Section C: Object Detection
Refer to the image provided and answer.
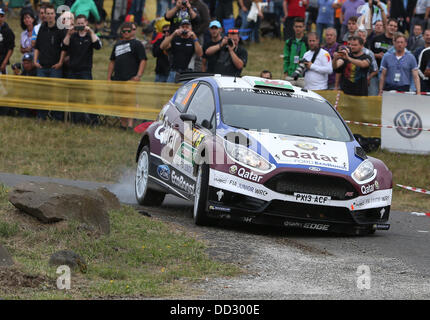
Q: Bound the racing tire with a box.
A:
[135,146,166,206]
[193,164,211,226]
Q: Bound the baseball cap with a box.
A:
[180,19,191,26]
[161,21,170,29]
[0,8,5,15]
[209,20,221,29]
[22,53,33,62]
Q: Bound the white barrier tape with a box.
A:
[334,90,341,110]
[386,90,430,95]
[396,184,430,195]
[345,120,430,132]
[410,212,430,217]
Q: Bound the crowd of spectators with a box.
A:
[0,0,429,122]
[283,0,430,95]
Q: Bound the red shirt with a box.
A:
[285,0,307,18]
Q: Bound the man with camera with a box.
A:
[165,0,199,33]
[300,32,333,90]
[206,29,248,76]
[333,36,371,96]
[160,19,203,82]
[63,14,102,80]
[283,17,308,83]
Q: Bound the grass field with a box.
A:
[0,185,240,299]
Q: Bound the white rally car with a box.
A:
[135,75,392,235]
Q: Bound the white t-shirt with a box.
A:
[303,48,333,90]
[416,0,430,15]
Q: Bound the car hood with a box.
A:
[245,131,352,173]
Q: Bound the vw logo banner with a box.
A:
[381,92,430,154]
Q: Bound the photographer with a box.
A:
[207,29,248,76]
[160,19,202,82]
[283,17,308,79]
[333,36,371,96]
[63,14,102,80]
[301,32,333,90]
[165,0,199,33]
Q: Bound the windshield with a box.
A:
[220,88,352,142]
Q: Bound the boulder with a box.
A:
[49,250,87,272]
[8,182,120,234]
[0,244,14,267]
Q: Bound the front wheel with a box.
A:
[135,146,166,206]
[193,164,211,226]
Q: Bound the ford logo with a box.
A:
[157,165,170,181]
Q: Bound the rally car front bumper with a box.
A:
[207,169,392,234]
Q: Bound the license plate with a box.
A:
[294,193,331,204]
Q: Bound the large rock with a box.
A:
[8,182,121,234]
[49,250,87,272]
[0,244,14,267]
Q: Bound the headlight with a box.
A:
[352,159,375,182]
[224,140,272,171]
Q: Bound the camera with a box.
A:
[338,45,351,54]
[74,25,85,31]
[12,63,22,70]
[182,0,187,5]
[227,38,234,47]
[291,58,308,81]
[181,29,189,36]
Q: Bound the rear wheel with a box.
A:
[135,146,166,206]
[193,164,211,226]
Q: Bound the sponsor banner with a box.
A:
[246,131,350,171]
[209,169,392,210]
[381,92,430,154]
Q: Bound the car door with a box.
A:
[154,81,198,161]
[169,82,216,199]
[183,82,216,168]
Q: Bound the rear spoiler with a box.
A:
[175,72,216,83]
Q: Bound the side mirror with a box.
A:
[201,119,212,130]
[180,113,197,123]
